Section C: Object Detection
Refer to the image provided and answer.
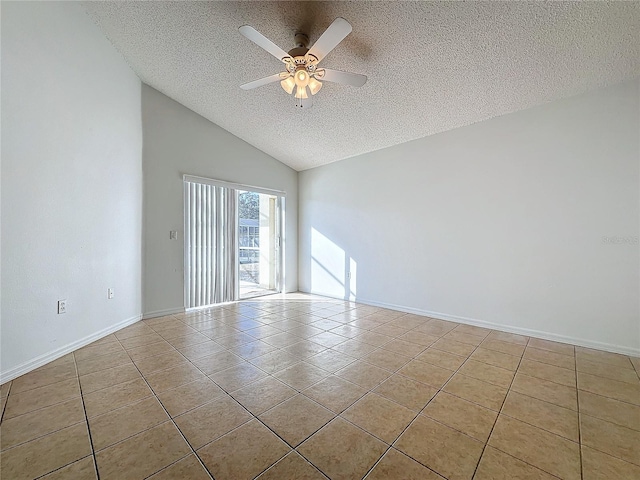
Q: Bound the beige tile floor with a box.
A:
[1,293,639,479]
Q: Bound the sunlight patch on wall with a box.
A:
[310,228,357,300]
[349,257,357,301]
[311,227,345,298]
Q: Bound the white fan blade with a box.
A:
[239,25,292,62]
[307,17,352,63]
[316,68,367,87]
[240,73,285,90]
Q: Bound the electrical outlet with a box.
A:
[57,300,67,314]
[169,230,177,240]
[108,288,114,299]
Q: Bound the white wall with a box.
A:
[1,2,143,381]
[141,85,298,317]
[299,79,640,355]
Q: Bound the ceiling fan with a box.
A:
[239,18,367,109]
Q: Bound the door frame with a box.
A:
[183,174,286,310]
[236,189,285,300]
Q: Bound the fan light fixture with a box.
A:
[295,69,309,88]
[239,18,367,109]
[295,85,308,99]
[308,77,322,95]
[281,68,322,98]
[280,76,295,94]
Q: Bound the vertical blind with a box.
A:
[184,179,237,308]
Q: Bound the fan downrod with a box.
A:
[294,33,309,48]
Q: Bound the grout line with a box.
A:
[0,381,12,425]
[631,358,640,380]
[515,367,640,406]
[32,454,96,480]
[72,352,101,480]
[468,336,529,479]
[500,388,577,413]
[576,387,640,407]
[574,365,640,385]
[0,394,82,426]
[4,363,80,397]
[469,341,584,479]
[258,452,331,480]
[141,454,210,480]
[359,371,450,473]
[472,448,564,480]
[357,327,495,479]
[576,349,584,480]
[0,419,88,454]
[110,333,214,480]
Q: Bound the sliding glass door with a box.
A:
[238,190,283,299]
[184,175,284,309]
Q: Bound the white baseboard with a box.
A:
[142,307,185,319]
[303,289,640,357]
[0,314,142,384]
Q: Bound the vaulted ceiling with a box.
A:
[82,1,640,171]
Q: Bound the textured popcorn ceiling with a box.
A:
[82,1,640,171]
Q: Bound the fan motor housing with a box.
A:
[284,40,318,74]
[287,46,309,58]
